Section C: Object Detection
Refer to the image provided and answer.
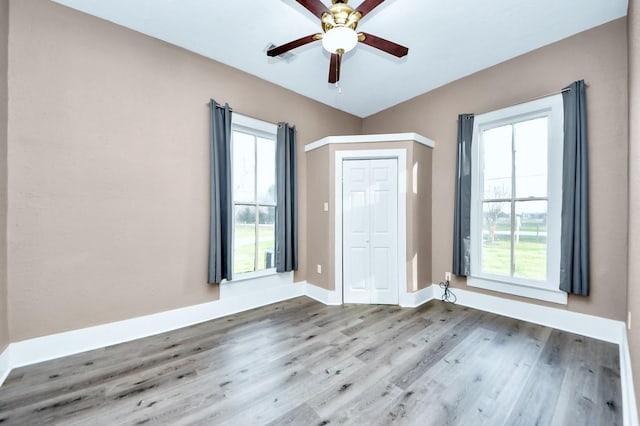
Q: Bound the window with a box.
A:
[469,95,566,304]
[231,115,277,277]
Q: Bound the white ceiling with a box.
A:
[52,0,628,118]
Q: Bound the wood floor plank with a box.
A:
[460,320,551,425]
[504,329,574,425]
[389,310,492,390]
[0,297,622,426]
[264,403,322,426]
[321,375,403,425]
[305,356,396,419]
[385,326,500,425]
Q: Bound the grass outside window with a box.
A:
[482,238,546,281]
[233,224,275,275]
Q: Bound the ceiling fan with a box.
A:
[267,0,408,84]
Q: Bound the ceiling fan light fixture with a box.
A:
[322,26,358,53]
[267,0,408,84]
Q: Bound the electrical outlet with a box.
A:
[445,272,452,282]
[317,264,322,274]
[629,311,632,330]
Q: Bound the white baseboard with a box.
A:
[621,328,639,426]
[431,284,625,344]
[8,272,301,372]
[0,279,430,376]
[304,281,433,308]
[304,281,342,305]
[0,346,9,386]
[399,285,434,308]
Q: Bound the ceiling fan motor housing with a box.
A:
[322,0,361,33]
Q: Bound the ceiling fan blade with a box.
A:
[267,34,322,57]
[355,0,385,18]
[358,32,408,57]
[328,52,342,83]
[295,0,331,19]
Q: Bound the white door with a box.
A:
[343,158,398,304]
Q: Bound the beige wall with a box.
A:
[3,0,631,345]
[414,144,432,291]
[628,0,640,410]
[6,0,361,342]
[305,145,332,290]
[306,140,432,293]
[363,19,629,320]
[0,0,8,353]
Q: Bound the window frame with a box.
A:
[230,114,278,279]
[468,95,567,304]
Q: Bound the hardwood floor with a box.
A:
[0,297,621,425]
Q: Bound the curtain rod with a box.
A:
[466,83,588,119]
[521,86,572,103]
[206,101,278,126]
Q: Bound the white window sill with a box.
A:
[223,268,278,283]
[467,276,567,305]
[220,270,293,300]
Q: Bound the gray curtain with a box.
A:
[275,123,298,273]
[453,113,475,276]
[208,99,233,284]
[559,80,589,296]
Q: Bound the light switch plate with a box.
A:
[323,202,329,212]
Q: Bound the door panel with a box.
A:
[350,191,367,233]
[373,189,390,233]
[343,158,398,304]
[373,247,390,289]
[349,247,368,290]
[343,162,371,304]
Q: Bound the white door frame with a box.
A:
[334,149,408,305]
